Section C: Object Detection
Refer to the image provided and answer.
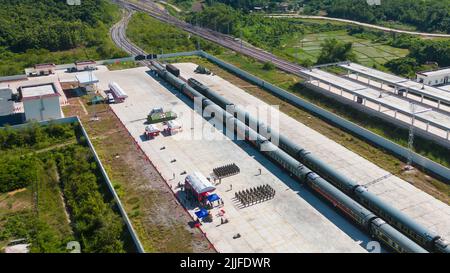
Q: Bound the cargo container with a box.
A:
[166,64,180,77]
[108,82,128,102]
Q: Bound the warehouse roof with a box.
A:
[417,67,450,77]
[302,68,450,131]
[34,63,55,69]
[18,83,60,101]
[76,72,99,85]
[339,62,450,104]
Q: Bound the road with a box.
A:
[114,0,307,77]
[267,15,450,38]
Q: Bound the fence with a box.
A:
[1,117,146,253]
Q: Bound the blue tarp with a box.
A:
[207,194,220,202]
[195,208,208,219]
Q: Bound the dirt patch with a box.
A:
[7,188,27,196]
[0,189,32,213]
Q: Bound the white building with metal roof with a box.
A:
[417,67,450,86]
[18,83,62,121]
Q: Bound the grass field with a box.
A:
[282,30,409,67]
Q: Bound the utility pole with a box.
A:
[405,103,432,170]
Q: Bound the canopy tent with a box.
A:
[76,72,99,85]
[207,193,220,202]
[185,172,216,196]
[195,208,209,219]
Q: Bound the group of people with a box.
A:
[235,184,276,207]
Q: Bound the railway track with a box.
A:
[110,8,148,58]
[114,0,307,77]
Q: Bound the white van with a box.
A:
[107,93,115,104]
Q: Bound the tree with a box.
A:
[262,61,275,70]
[316,38,356,64]
[385,57,419,78]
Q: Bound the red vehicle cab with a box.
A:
[144,124,160,139]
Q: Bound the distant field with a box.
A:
[283,30,409,67]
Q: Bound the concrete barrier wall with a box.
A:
[1,117,146,253]
[158,50,202,59]
[197,51,450,182]
[0,74,28,83]
[77,117,145,253]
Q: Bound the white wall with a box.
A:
[0,88,14,116]
[417,74,450,86]
[23,96,61,121]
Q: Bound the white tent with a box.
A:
[185,172,215,195]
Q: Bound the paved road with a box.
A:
[267,15,450,38]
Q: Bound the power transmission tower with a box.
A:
[365,102,432,186]
[405,103,432,170]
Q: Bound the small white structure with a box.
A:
[75,60,96,71]
[76,71,99,92]
[0,86,14,116]
[417,67,450,86]
[18,83,62,121]
[166,120,182,135]
[109,82,128,101]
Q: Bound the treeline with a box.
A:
[205,0,298,11]
[0,0,118,52]
[0,0,126,76]
[0,122,127,252]
[304,0,450,34]
[0,155,38,193]
[55,145,126,253]
[346,27,450,76]
[385,37,450,77]
[0,122,77,151]
[187,3,308,49]
[210,0,450,33]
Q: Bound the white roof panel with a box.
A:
[76,72,99,85]
[339,62,406,83]
[339,62,450,104]
[185,172,215,194]
[303,68,450,129]
[21,84,56,97]
[419,67,450,77]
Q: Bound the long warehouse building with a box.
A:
[300,68,450,147]
[338,62,450,112]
